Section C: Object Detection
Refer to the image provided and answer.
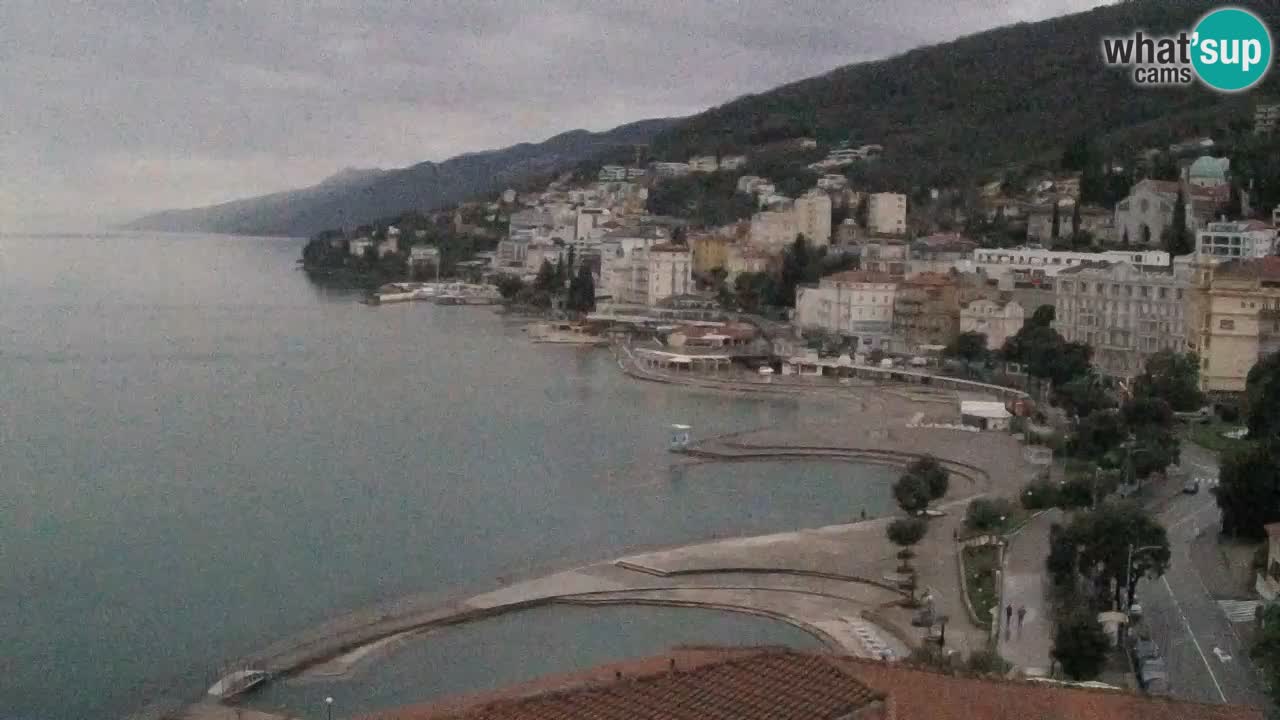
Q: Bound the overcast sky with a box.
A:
[0,1,1113,231]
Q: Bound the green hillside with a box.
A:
[648,0,1279,189]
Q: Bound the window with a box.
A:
[1158,287,1168,300]
[1221,319,1235,330]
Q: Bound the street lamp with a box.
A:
[325,696,334,720]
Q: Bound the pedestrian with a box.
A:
[860,507,867,521]
[1017,605,1026,634]
[1005,604,1013,628]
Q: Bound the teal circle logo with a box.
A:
[1191,7,1273,92]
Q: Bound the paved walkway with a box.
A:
[998,509,1060,676]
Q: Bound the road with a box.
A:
[1133,442,1271,708]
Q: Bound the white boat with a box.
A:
[207,669,269,698]
[528,322,607,346]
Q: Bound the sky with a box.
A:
[0,1,1113,232]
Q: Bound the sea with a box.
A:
[0,232,893,719]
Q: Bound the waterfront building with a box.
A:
[407,245,440,273]
[972,247,1170,289]
[960,297,1025,350]
[893,273,997,353]
[1187,256,1280,393]
[868,192,907,236]
[646,244,694,304]
[794,270,898,350]
[1054,261,1189,379]
[347,237,373,258]
[598,165,628,182]
[599,226,679,305]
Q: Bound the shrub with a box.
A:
[1021,479,1060,510]
[965,498,1016,533]
[1058,477,1094,509]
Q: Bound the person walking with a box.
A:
[1005,604,1013,639]
[1017,605,1027,636]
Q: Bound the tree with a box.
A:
[1022,479,1060,510]
[1055,372,1116,419]
[906,455,949,501]
[1067,502,1170,609]
[1070,201,1082,241]
[1050,201,1061,241]
[893,473,932,515]
[495,274,526,300]
[733,272,777,314]
[1165,188,1193,256]
[1121,396,1174,431]
[1133,351,1203,412]
[1068,409,1126,460]
[1121,227,1130,248]
[886,517,929,560]
[1059,477,1095,509]
[1247,352,1280,439]
[945,331,988,366]
[1215,441,1280,539]
[566,264,596,314]
[777,234,815,307]
[1052,611,1111,680]
[1251,604,1280,707]
[533,259,558,294]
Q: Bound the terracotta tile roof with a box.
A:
[366,648,1261,720]
[371,649,883,720]
[841,657,1260,720]
[1215,256,1280,282]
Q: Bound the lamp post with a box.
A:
[325,696,334,720]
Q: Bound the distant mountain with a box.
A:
[648,0,1279,187]
[124,119,677,237]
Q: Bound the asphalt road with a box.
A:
[1133,442,1271,709]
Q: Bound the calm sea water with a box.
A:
[0,233,891,719]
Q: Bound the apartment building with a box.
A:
[960,298,1025,350]
[1054,261,1189,379]
[972,247,1170,289]
[868,193,907,236]
[1188,256,1280,393]
[793,270,898,350]
[1195,220,1278,263]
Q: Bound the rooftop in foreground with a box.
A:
[362,647,1261,720]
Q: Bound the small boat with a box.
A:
[207,669,269,698]
[528,322,607,346]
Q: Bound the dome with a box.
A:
[1188,156,1229,183]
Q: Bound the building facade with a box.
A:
[960,298,1025,350]
[1026,203,1114,244]
[1188,257,1280,393]
[860,239,908,278]
[868,192,907,236]
[794,190,833,247]
[748,208,799,252]
[1114,179,1211,247]
[1195,220,1278,263]
[893,273,996,352]
[973,247,1170,289]
[793,271,898,350]
[690,233,731,274]
[646,245,694,304]
[1054,261,1189,379]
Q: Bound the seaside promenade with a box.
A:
[179,382,1035,720]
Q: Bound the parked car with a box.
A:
[1182,478,1200,495]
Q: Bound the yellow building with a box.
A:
[690,233,731,274]
[1188,257,1280,393]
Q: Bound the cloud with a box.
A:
[0,0,1114,231]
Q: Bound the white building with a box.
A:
[794,190,833,247]
[688,155,719,173]
[626,167,647,179]
[1196,220,1278,262]
[646,245,694,303]
[599,226,670,304]
[348,237,374,258]
[959,298,1025,350]
[598,165,628,182]
[1054,261,1190,379]
[719,155,748,170]
[972,247,1170,288]
[725,244,771,281]
[817,174,848,191]
[868,192,907,236]
[652,162,691,178]
[408,245,440,266]
[574,207,610,246]
[749,208,799,252]
[793,270,898,350]
[737,175,767,194]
